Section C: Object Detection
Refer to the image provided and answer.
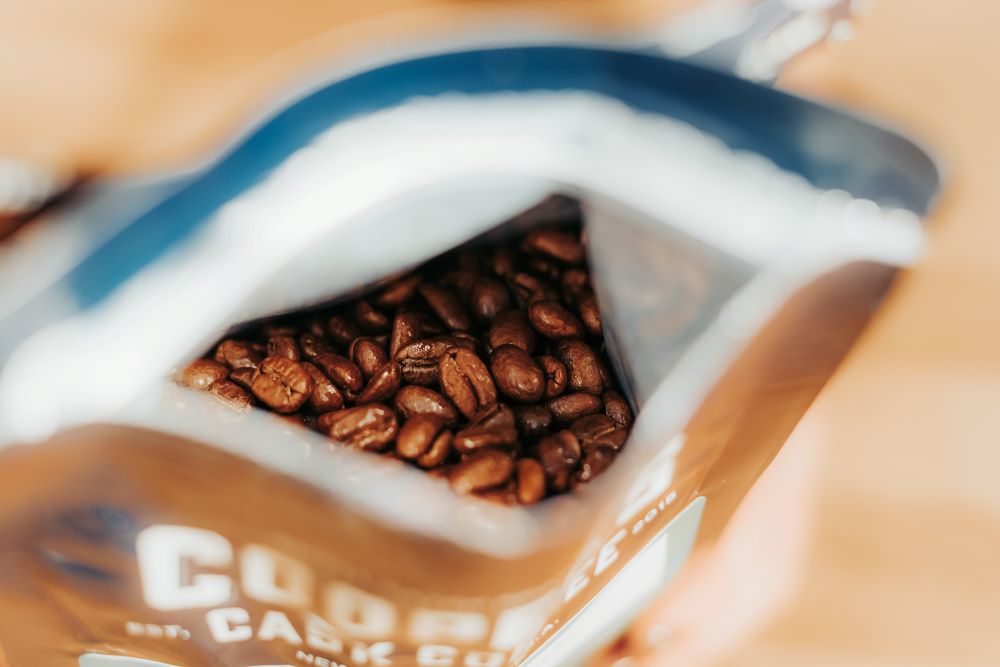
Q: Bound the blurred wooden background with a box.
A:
[724,2,1000,666]
[1,0,997,665]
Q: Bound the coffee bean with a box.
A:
[507,272,558,305]
[474,481,518,505]
[299,332,334,360]
[490,345,545,403]
[207,379,253,411]
[396,415,444,460]
[302,362,344,413]
[546,392,602,424]
[427,465,453,480]
[512,405,552,442]
[326,313,361,347]
[416,430,453,468]
[250,356,313,413]
[419,283,471,331]
[522,229,584,264]
[524,256,561,281]
[439,347,497,419]
[528,301,583,339]
[374,273,423,309]
[491,246,518,277]
[535,355,568,399]
[449,449,515,494]
[441,269,478,298]
[229,367,256,391]
[313,352,364,393]
[355,361,402,405]
[181,215,634,503]
[487,309,536,354]
[214,340,260,370]
[576,294,603,337]
[560,269,590,304]
[393,386,459,426]
[469,277,511,323]
[554,339,604,394]
[453,403,518,454]
[602,390,633,428]
[537,430,582,492]
[180,359,228,390]
[389,311,422,358]
[350,337,389,380]
[570,414,628,452]
[266,334,300,361]
[516,458,546,505]
[355,299,390,333]
[575,447,616,484]
[319,403,398,451]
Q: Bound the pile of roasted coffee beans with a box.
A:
[177,208,632,504]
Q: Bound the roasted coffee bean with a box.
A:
[214,340,260,370]
[570,414,628,452]
[250,356,313,414]
[602,390,633,428]
[546,392,602,424]
[419,283,472,331]
[299,332,334,360]
[475,482,518,505]
[355,299,390,333]
[537,430,582,492]
[262,323,298,338]
[355,361,402,405]
[319,403,398,452]
[441,269,478,297]
[416,430,453,468]
[182,216,634,503]
[449,449,515,494]
[439,347,497,419]
[208,379,253,411]
[522,228,585,264]
[487,309,536,354]
[267,335,300,361]
[374,273,423,309]
[396,415,444,460]
[516,458,546,505]
[302,362,344,413]
[560,269,590,304]
[527,301,583,339]
[490,345,545,403]
[507,272,558,305]
[389,311,422,358]
[576,294,602,337]
[524,256,561,281]
[536,355,568,399]
[427,465,453,480]
[395,337,452,386]
[393,386,459,426]
[326,313,361,347]
[491,246,518,277]
[512,405,552,442]
[575,447,616,484]
[229,367,256,391]
[453,403,518,454]
[350,337,389,380]
[313,352,364,393]
[180,359,228,390]
[469,277,511,323]
[554,339,604,394]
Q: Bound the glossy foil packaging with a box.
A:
[0,8,935,667]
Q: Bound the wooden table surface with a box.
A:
[1,1,998,665]
[724,2,1000,666]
